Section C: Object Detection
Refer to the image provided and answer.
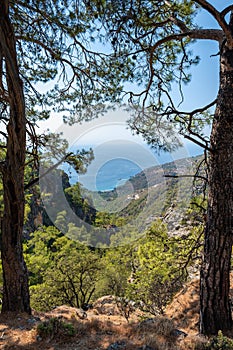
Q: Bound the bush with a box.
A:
[37,317,75,339]
[204,331,233,350]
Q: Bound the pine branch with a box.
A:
[164,174,207,181]
[150,30,223,58]
[221,5,233,18]
[194,0,233,47]
[24,152,72,190]
[0,131,7,139]
[170,16,224,43]
[183,134,212,153]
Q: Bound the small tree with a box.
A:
[25,227,101,310]
[47,248,100,309]
[98,246,132,297]
[126,220,193,315]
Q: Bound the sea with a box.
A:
[80,158,141,192]
[61,140,203,192]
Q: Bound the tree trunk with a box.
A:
[200,43,233,335]
[0,1,31,313]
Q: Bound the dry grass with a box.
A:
[2,276,233,349]
[0,309,187,350]
[165,278,200,334]
[136,317,180,350]
[179,334,208,350]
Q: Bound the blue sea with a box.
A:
[62,140,203,192]
[80,158,141,191]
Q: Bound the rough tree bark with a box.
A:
[200,39,233,334]
[0,1,31,313]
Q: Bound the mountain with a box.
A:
[83,155,204,233]
[24,155,204,244]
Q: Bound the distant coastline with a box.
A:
[59,137,204,192]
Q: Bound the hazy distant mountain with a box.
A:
[83,155,203,232]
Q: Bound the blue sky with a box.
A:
[40,1,230,135]
[40,1,232,190]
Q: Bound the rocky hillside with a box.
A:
[2,274,233,350]
[87,155,204,234]
[0,279,203,350]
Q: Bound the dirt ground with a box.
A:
[0,278,222,350]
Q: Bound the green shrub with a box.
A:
[37,317,75,339]
[205,331,233,350]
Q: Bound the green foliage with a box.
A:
[37,317,75,339]
[30,283,56,311]
[66,223,90,244]
[125,220,177,314]
[86,0,205,151]
[95,212,112,227]
[204,331,233,350]
[95,211,126,228]
[7,1,131,125]
[125,219,202,314]
[96,246,132,298]
[0,0,213,323]
[45,242,101,309]
[118,192,148,222]
[25,226,102,310]
[54,210,68,233]
[34,171,96,238]
[24,210,203,315]
[23,165,204,314]
[64,184,83,208]
[65,149,94,174]
[24,226,63,285]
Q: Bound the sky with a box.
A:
[39,1,229,133]
[38,1,232,190]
